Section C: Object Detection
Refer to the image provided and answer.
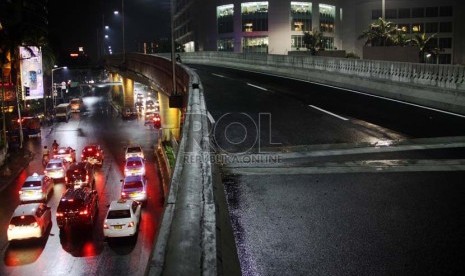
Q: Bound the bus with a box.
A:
[55,103,71,122]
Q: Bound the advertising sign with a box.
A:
[19,46,44,100]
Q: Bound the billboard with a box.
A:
[19,46,44,100]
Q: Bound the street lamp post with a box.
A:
[382,0,385,19]
[51,66,67,109]
[122,0,125,62]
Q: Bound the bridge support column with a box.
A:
[158,92,180,141]
[122,77,134,108]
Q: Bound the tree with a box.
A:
[303,29,324,55]
[358,17,398,46]
[409,33,440,63]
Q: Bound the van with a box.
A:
[55,103,71,122]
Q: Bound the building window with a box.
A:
[241,2,269,32]
[291,2,312,32]
[439,6,453,17]
[411,23,424,33]
[398,24,410,33]
[385,9,397,19]
[242,36,268,53]
[322,36,334,50]
[398,8,411,19]
[438,54,451,64]
[425,7,438,17]
[319,4,335,33]
[217,38,234,51]
[438,37,452,49]
[425,22,438,33]
[372,9,382,20]
[439,21,452,33]
[217,4,234,34]
[412,7,424,18]
[291,35,305,50]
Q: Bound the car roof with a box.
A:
[25,173,45,181]
[61,187,92,200]
[124,175,144,182]
[109,199,135,211]
[13,203,42,216]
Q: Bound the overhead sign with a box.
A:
[19,46,44,100]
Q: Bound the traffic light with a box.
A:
[25,86,30,97]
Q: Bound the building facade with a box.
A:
[173,0,465,64]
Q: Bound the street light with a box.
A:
[51,66,67,109]
[114,0,125,62]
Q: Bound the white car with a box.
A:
[120,175,148,204]
[124,157,146,177]
[103,199,141,239]
[125,145,144,160]
[7,203,52,242]
[19,173,54,203]
[44,158,69,180]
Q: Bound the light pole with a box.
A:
[382,0,385,19]
[114,0,125,62]
[51,66,67,108]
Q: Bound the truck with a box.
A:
[55,103,71,122]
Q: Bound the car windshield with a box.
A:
[46,162,62,169]
[107,209,131,219]
[22,181,41,188]
[126,160,142,167]
[10,215,37,226]
[124,181,143,189]
[127,147,141,153]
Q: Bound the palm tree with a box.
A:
[409,33,439,63]
[303,29,324,55]
[358,17,398,46]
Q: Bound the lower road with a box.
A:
[191,64,465,275]
[0,90,163,275]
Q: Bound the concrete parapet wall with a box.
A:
[182,52,465,115]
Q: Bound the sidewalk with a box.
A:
[0,147,33,192]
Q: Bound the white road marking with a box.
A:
[221,65,465,119]
[247,83,268,91]
[309,105,349,121]
[207,112,215,124]
[212,73,226,78]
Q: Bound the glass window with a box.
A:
[439,6,453,17]
[22,180,42,188]
[217,4,234,34]
[322,37,334,50]
[372,9,382,20]
[398,8,410,19]
[412,7,424,18]
[217,38,234,51]
[291,35,305,50]
[439,37,452,49]
[242,36,268,53]
[439,22,452,33]
[398,24,410,33]
[425,22,438,33]
[438,54,451,64]
[411,23,424,33]
[107,210,131,219]
[425,7,438,17]
[385,9,397,19]
[10,216,36,226]
[124,181,143,189]
[241,2,269,32]
[291,2,312,32]
[319,4,335,33]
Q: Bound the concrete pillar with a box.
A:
[158,92,180,141]
[122,77,134,108]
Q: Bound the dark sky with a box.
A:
[48,0,171,63]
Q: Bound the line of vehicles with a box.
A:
[7,142,148,243]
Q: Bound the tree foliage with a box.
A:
[303,29,324,55]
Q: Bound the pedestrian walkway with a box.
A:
[0,147,33,192]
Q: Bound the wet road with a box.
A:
[0,91,164,275]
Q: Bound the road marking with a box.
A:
[247,83,268,91]
[220,65,465,119]
[309,105,349,121]
[212,73,225,78]
[207,112,215,124]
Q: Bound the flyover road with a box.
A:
[190,64,465,275]
[0,89,164,276]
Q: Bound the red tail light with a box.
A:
[79,209,88,215]
[103,223,109,229]
[96,152,100,156]
[86,174,89,182]
[128,221,135,228]
[8,224,15,230]
[81,154,84,158]
[19,190,23,195]
[56,212,63,217]
[121,192,126,196]
[32,222,39,228]
[65,176,68,183]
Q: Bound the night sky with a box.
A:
[48,0,171,63]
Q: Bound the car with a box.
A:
[124,156,146,177]
[44,158,69,180]
[19,173,54,203]
[81,144,104,166]
[65,162,95,189]
[122,107,137,120]
[120,175,147,204]
[135,101,144,112]
[7,203,52,242]
[125,145,144,160]
[56,187,99,230]
[103,199,142,239]
[69,98,83,112]
[53,146,76,163]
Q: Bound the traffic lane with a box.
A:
[0,96,163,275]
[223,171,465,275]
[190,64,465,139]
[194,67,406,151]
